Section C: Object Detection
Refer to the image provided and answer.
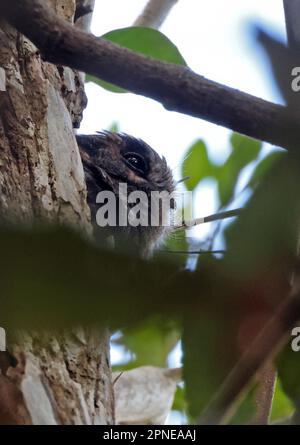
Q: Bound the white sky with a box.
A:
[81,0,286,165]
[80,1,286,376]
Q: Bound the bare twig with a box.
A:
[163,249,225,255]
[1,0,300,149]
[133,0,178,29]
[176,176,190,185]
[175,208,242,230]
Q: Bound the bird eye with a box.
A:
[123,152,148,175]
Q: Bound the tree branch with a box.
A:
[283,0,300,50]
[133,0,178,29]
[1,0,299,149]
[250,364,276,424]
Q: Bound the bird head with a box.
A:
[77,132,175,257]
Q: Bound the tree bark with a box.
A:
[0,0,114,425]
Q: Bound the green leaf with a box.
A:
[88,27,186,93]
[183,305,236,420]
[0,225,192,332]
[181,140,213,191]
[224,152,300,279]
[248,151,283,189]
[216,133,262,206]
[116,321,180,368]
[230,133,262,165]
[271,376,294,423]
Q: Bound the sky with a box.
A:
[81,0,286,237]
[80,0,287,423]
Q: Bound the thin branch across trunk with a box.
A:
[198,290,300,425]
[250,364,276,425]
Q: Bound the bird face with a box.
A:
[77,132,175,257]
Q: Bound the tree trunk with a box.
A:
[0,0,114,425]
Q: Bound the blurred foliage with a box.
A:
[103,122,297,423]
[259,28,300,422]
[107,121,120,133]
[1,132,299,424]
[87,27,186,93]
[181,140,214,191]
[183,153,300,421]
[183,308,233,420]
[270,377,294,423]
[224,153,300,278]
[248,151,283,190]
[172,385,188,415]
[1,126,293,424]
[113,321,180,370]
[230,384,257,425]
[178,113,300,422]
[0,226,201,332]
[4,26,300,425]
[83,31,300,426]
[85,26,300,424]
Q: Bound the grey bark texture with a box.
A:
[283,0,300,50]
[0,0,114,425]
